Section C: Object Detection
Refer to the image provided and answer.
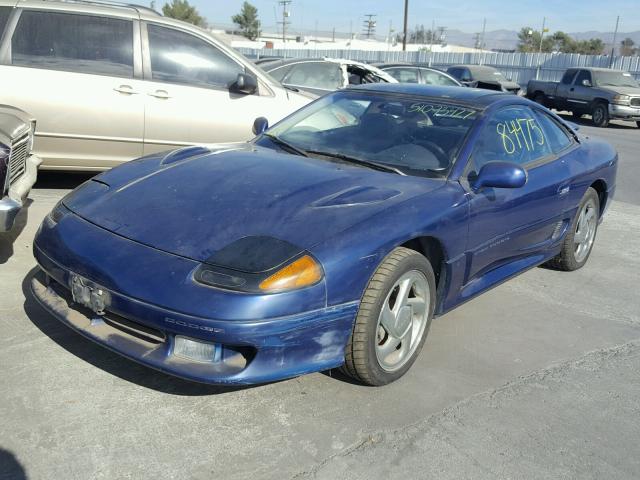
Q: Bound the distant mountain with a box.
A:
[445,29,640,52]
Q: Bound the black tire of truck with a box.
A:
[533,92,547,107]
[591,102,610,128]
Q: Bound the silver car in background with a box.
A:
[0,105,40,232]
[0,0,311,171]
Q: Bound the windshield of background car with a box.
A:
[594,71,639,88]
[474,69,506,82]
[263,90,479,177]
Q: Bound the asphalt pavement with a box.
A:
[1,116,639,480]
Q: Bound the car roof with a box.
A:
[347,83,513,107]
[449,65,500,73]
[11,0,161,19]
[374,63,447,71]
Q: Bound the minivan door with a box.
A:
[140,23,300,154]
[0,9,145,169]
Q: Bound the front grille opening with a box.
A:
[48,276,165,345]
[9,132,29,185]
[103,312,166,345]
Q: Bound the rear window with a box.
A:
[11,11,134,77]
[0,7,11,38]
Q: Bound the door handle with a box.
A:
[114,85,140,95]
[149,90,171,99]
[570,87,575,92]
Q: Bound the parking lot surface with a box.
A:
[1,117,639,480]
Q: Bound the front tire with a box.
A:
[592,102,610,128]
[547,187,600,271]
[342,247,436,386]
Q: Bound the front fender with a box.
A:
[310,182,469,307]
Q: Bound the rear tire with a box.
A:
[342,247,436,386]
[533,92,547,106]
[591,102,610,128]
[547,187,600,271]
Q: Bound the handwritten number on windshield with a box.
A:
[496,118,545,155]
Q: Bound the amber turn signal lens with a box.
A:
[259,255,323,292]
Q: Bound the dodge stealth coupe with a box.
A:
[31,84,617,386]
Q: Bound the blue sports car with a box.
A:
[32,84,617,386]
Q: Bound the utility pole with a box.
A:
[536,17,548,80]
[479,17,486,64]
[538,17,546,54]
[609,15,620,68]
[402,0,409,51]
[278,0,291,43]
[362,14,377,39]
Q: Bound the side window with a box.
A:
[471,106,552,171]
[461,68,473,81]
[533,109,573,153]
[0,7,11,38]
[268,65,291,82]
[385,67,419,83]
[574,70,592,87]
[284,62,342,90]
[561,69,577,85]
[11,11,134,77]
[447,68,461,79]
[422,70,458,86]
[147,24,244,88]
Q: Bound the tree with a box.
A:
[162,0,206,27]
[232,2,261,41]
[620,38,637,56]
[517,27,554,53]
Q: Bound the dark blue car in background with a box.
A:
[31,84,617,386]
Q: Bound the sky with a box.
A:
[187,0,640,35]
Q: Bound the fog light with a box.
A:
[173,336,219,363]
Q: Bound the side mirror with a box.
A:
[230,73,258,95]
[581,79,592,87]
[252,117,269,135]
[471,161,527,191]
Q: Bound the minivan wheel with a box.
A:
[592,103,610,127]
[342,247,436,386]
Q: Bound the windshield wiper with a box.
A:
[263,133,308,157]
[306,150,405,175]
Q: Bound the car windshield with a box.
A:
[474,68,506,82]
[593,71,639,87]
[258,90,478,177]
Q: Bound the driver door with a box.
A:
[462,105,572,287]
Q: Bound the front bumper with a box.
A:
[608,104,640,121]
[31,255,358,385]
[0,154,42,232]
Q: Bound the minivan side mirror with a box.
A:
[471,161,527,191]
[252,117,269,135]
[230,73,258,95]
[581,79,592,87]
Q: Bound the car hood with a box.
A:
[598,85,640,96]
[64,145,442,268]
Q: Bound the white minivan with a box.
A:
[0,0,311,170]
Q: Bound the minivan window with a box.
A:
[147,24,243,89]
[0,7,11,38]
[11,11,134,77]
